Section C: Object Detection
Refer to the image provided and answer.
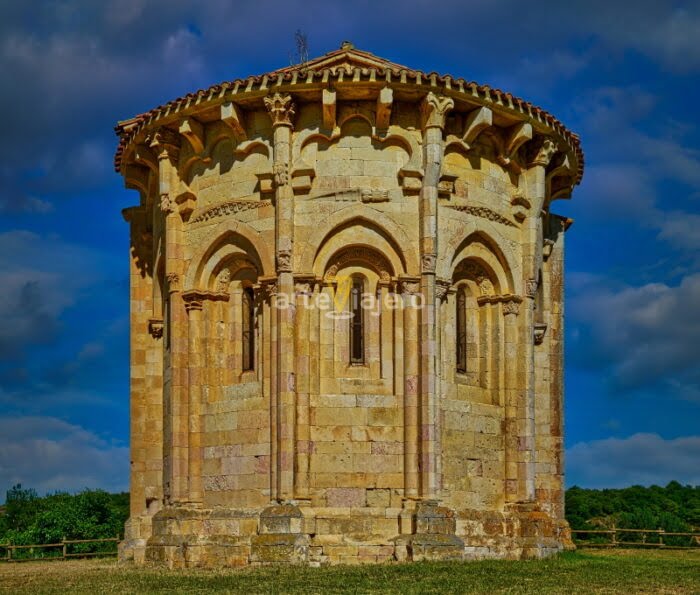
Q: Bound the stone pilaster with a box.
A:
[419,93,453,499]
[516,136,559,503]
[265,93,296,502]
[150,128,188,505]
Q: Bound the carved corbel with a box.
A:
[174,190,197,222]
[528,136,558,168]
[376,87,393,130]
[542,238,555,260]
[398,168,424,194]
[510,189,531,222]
[500,295,523,316]
[179,117,205,154]
[438,173,458,198]
[497,122,533,170]
[534,322,548,345]
[148,318,164,339]
[436,278,452,302]
[276,249,292,273]
[322,89,336,130]
[256,171,276,197]
[133,144,158,175]
[220,102,247,140]
[291,164,316,194]
[123,165,150,200]
[546,154,573,201]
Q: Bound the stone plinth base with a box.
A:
[120,502,572,568]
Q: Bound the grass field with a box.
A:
[0,549,698,594]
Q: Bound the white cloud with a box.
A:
[0,416,128,496]
[567,433,700,488]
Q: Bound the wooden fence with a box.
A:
[0,536,119,562]
[572,528,700,550]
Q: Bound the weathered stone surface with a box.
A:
[117,42,582,567]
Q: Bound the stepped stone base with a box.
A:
[119,501,573,568]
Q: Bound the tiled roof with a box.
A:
[115,44,583,184]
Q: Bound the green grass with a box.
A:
[0,549,698,594]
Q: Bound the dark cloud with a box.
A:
[569,273,700,398]
[0,416,128,495]
[567,433,700,488]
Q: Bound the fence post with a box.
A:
[62,537,67,560]
[659,527,665,548]
[7,545,11,562]
[611,524,617,548]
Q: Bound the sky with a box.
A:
[0,0,699,497]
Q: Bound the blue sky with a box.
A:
[1,0,699,495]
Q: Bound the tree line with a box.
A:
[1,481,698,547]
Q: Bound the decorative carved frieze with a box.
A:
[445,204,517,228]
[361,188,389,203]
[421,92,454,130]
[264,93,295,128]
[189,200,271,225]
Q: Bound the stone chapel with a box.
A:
[115,43,583,567]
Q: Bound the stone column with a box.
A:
[419,93,453,499]
[294,279,313,501]
[502,296,523,502]
[150,128,188,505]
[401,278,421,500]
[519,137,559,502]
[434,279,451,495]
[183,292,204,506]
[265,93,297,502]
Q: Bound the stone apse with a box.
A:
[115,43,584,567]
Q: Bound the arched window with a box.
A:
[350,277,365,364]
[242,287,255,371]
[456,286,467,373]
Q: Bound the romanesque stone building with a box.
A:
[116,43,583,567]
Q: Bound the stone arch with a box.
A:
[443,231,515,294]
[323,245,395,282]
[300,208,417,275]
[184,219,274,291]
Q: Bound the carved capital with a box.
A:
[264,93,295,128]
[216,268,231,293]
[502,296,522,316]
[529,136,558,168]
[273,162,289,187]
[259,279,278,299]
[436,278,451,301]
[149,127,181,160]
[166,272,180,293]
[421,92,454,130]
[159,194,176,214]
[276,249,292,273]
[525,278,538,299]
[421,253,437,274]
[399,278,421,295]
